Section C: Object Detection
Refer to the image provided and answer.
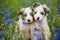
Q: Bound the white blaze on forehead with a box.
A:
[24,7,32,13]
[24,7,32,18]
[23,7,33,22]
[34,5,44,12]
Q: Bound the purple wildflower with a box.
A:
[6,19,12,24]
[53,27,60,40]
[33,33,42,40]
[0,12,3,15]
[37,20,42,24]
[37,34,42,40]
[22,21,28,25]
[33,33,37,36]
[54,32,60,40]
[34,27,40,31]
[54,27,60,32]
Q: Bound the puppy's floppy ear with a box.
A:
[43,4,50,14]
[18,8,24,15]
[31,2,40,9]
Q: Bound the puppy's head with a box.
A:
[18,7,33,23]
[32,2,50,21]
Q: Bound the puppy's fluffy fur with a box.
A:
[31,2,51,40]
[16,2,51,40]
[16,7,33,40]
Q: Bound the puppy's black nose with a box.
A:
[37,17,40,20]
[28,19,30,22]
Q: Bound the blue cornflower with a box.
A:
[0,28,3,31]
[54,27,60,33]
[36,34,42,40]
[37,34,42,40]
[33,33,37,36]
[53,27,60,40]
[34,27,40,31]
[54,33,60,40]
[33,33,42,40]
[6,19,12,24]
[0,12,3,15]
[2,32,6,38]
[37,20,42,24]
[4,9,8,13]
[22,21,28,25]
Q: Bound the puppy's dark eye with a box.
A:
[24,14,27,16]
[34,12,37,15]
[41,12,44,15]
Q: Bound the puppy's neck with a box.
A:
[42,17,49,27]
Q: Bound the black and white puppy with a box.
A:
[31,2,51,40]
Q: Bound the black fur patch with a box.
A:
[43,7,49,15]
[32,2,40,9]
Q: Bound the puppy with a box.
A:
[16,7,33,40]
[31,2,51,40]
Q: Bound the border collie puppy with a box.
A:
[31,2,51,40]
[16,7,33,40]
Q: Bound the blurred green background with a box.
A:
[0,0,60,40]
